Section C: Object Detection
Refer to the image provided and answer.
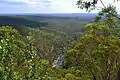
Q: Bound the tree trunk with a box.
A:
[117,69,120,80]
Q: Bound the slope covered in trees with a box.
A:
[1,0,120,80]
[0,15,88,62]
[0,16,48,27]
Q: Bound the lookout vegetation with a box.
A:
[1,0,120,80]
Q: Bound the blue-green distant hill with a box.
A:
[0,16,48,27]
[0,13,96,35]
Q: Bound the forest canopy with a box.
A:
[0,0,120,80]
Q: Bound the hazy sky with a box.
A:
[0,0,120,14]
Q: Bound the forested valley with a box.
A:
[1,0,120,80]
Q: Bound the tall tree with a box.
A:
[63,7,120,80]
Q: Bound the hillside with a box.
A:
[0,16,48,27]
[0,15,89,34]
[0,15,91,61]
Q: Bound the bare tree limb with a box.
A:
[99,0,106,8]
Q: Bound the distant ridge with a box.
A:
[0,16,48,28]
[0,13,97,17]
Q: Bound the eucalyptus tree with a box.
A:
[63,5,120,80]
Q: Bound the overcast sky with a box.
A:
[0,0,120,14]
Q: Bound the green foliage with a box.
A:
[95,5,118,23]
[24,59,56,80]
[0,16,86,62]
[0,26,56,80]
[1,1,120,80]
[63,9,120,79]
[0,26,24,79]
[29,28,71,62]
[56,67,89,80]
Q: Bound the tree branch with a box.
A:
[99,0,106,8]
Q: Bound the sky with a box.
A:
[0,0,120,14]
